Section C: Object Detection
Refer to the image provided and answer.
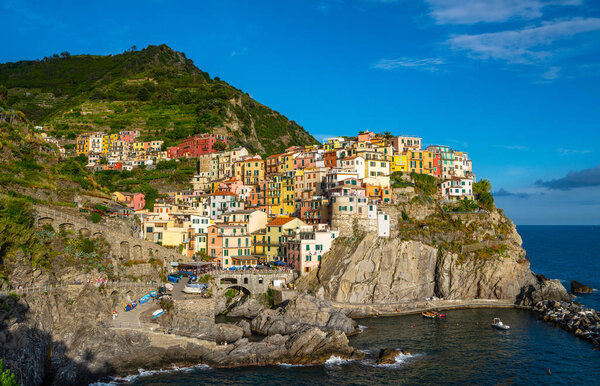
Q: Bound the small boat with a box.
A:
[139,294,151,304]
[152,309,165,318]
[150,290,158,298]
[167,275,180,283]
[183,283,205,294]
[422,310,446,319]
[165,283,174,291]
[491,318,510,330]
[125,301,137,312]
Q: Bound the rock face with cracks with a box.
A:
[250,294,358,336]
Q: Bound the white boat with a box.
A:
[152,309,165,318]
[491,318,510,330]
[183,283,204,294]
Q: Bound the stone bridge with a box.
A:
[34,205,182,265]
[212,270,296,294]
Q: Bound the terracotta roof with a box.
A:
[209,191,237,197]
[267,154,281,159]
[267,217,297,226]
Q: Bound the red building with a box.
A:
[432,153,442,177]
[324,151,338,169]
[176,134,228,158]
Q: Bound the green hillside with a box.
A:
[0,44,318,154]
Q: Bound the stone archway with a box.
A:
[93,232,103,239]
[110,290,119,307]
[132,245,143,260]
[220,277,238,285]
[59,223,75,232]
[224,285,251,295]
[120,241,130,261]
[125,290,133,303]
[38,217,54,226]
[79,228,91,237]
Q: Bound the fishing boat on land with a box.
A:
[491,318,510,330]
[183,283,208,294]
[139,294,151,304]
[125,301,137,312]
[152,309,165,318]
[422,310,446,319]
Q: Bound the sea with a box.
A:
[107,226,600,385]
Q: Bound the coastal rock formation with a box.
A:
[215,324,244,344]
[571,280,594,294]
[250,294,357,336]
[533,300,600,347]
[377,348,410,364]
[301,233,536,306]
[517,279,572,306]
[0,287,362,385]
[204,326,364,367]
[227,296,267,318]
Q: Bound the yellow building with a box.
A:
[102,133,120,154]
[267,174,283,215]
[281,174,295,215]
[252,229,267,258]
[263,216,306,261]
[322,137,343,151]
[76,134,90,155]
[236,157,265,185]
[133,141,145,153]
[407,150,437,176]
[278,152,297,173]
[390,154,408,173]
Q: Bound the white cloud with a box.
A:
[447,17,600,64]
[425,0,583,25]
[541,66,561,79]
[557,148,592,155]
[372,57,445,71]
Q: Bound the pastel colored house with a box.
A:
[112,191,146,210]
[282,224,339,274]
[263,216,307,261]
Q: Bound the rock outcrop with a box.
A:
[571,280,594,294]
[517,279,572,306]
[250,294,357,336]
[533,300,600,347]
[300,232,536,306]
[204,326,364,367]
[377,348,410,364]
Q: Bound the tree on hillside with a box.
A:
[0,85,7,103]
[473,179,494,211]
[213,141,227,152]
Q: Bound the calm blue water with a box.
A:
[519,225,600,310]
[119,226,600,385]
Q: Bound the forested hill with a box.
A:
[0,44,318,154]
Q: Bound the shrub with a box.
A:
[410,172,437,196]
[0,358,18,386]
[91,212,101,223]
[474,179,494,211]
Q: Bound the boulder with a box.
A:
[227,296,266,318]
[250,294,357,336]
[215,324,244,344]
[571,280,593,294]
[517,279,572,306]
[235,319,252,338]
[377,348,401,364]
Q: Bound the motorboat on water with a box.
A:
[422,310,446,319]
[491,318,510,330]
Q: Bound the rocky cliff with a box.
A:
[298,187,540,308]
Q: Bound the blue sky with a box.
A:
[2,0,599,224]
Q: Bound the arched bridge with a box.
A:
[212,270,296,294]
[34,205,181,265]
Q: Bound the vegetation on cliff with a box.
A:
[0,44,318,154]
